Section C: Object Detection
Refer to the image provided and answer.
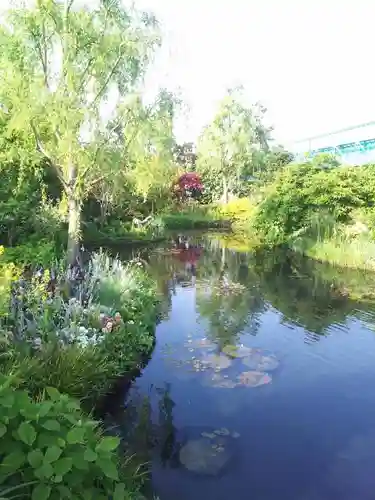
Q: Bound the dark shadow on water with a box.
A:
[100,232,375,500]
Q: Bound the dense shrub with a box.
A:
[173,172,203,200]
[0,249,158,499]
[0,376,136,499]
[253,163,375,245]
[0,252,158,402]
[161,212,228,230]
[0,241,61,268]
[214,197,256,223]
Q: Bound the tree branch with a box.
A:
[77,56,95,94]
[77,7,110,92]
[30,122,68,191]
[78,144,101,183]
[78,120,122,184]
[87,174,107,190]
[90,43,126,107]
[30,26,49,89]
[67,0,75,16]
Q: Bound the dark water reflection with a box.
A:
[104,233,375,500]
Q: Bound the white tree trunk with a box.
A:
[222,175,229,204]
[66,162,81,267]
[67,194,81,267]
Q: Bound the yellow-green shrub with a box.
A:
[215,197,256,223]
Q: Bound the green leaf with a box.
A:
[114,483,126,500]
[38,432,57,448]
[96,436,120,453]
[44,445,62,463]
[42,419,61,432]
[57,438,66,447]
[66,400,80,411]
[64,414,79,425]
[18,421,37,446]
[34,462,54,479]
[1,450,26,471]
[53,457,73,477]
[32,484,51,500]
[38,401,53,417]
[57,485,72,498]
[20,405,40,420]
[64,468,82,486]
[96,457,119,480]
[0,393,15,408]
[66,427,85,444]
[72,453,89,471]
[28,449,44,468]
[83,448,97,462]
[46,387,61,402]
[0,423,6,438]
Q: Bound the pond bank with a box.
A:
[0,250,160,499]
[214,227,375,300]
[291,235,375,274]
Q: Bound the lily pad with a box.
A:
[242,352,279,372]
[237,371,272,387]
[184,338,216,350]
[203,374,238,389]
[179,438,232,475]
[201,353,232,371]
[201,432,216,439]
[222,344,254,359]
[214,428,230,436]
[190,359,209,372]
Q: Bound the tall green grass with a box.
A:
[303,236,375,270]
[291,213,375,271]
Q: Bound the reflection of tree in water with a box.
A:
[250,249,375,341]
[193,235,375,344]
[157,383,178,467]
[115,233,375,344]
[196,244,265,348]
[104,382,178,468]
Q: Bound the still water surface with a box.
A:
[105,233,375,500]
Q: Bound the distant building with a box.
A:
[287,121,375,165]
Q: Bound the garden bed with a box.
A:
[0,250,159,499]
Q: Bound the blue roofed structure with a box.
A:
[288,121,375,165]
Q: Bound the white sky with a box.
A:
[138,0,375,145]
[2,0,375,145]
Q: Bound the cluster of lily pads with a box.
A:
[184,337,279,389]
[179,427,240,476]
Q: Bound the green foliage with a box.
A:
[0,146,46,246]
[0,252,157,403]
[253,162,375,245]
[0,376,136,499]
[119,91,179,203]
[295,231,375,271]
[196,87,272,202]
[1,241,61,268]
[214,198,256,223]
[0,0,161,263]
[161,212,228,230]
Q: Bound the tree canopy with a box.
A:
[196,87,273,202]
[0,0,161,263]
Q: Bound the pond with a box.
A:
[102,233,375,500]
